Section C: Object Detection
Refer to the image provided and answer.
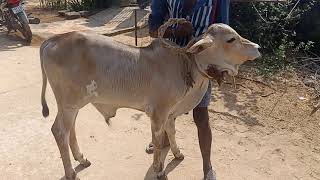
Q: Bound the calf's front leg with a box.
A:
[164,118,184,160]
[150,109,169,178]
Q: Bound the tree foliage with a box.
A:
[67,0,112,11]
[230,0,318,75]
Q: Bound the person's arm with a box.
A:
[150,23,194,39]
[148,0,193,38]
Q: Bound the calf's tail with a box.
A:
[40,40,50,118]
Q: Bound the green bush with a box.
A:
[67,0,112,11]
[230,0,318,75]
[67,0,94,11]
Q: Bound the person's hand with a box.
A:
[174,21,193,38]
[153,21,193,39]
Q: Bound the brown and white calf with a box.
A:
[40,23,260,180]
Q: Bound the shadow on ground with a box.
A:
[59,164,90,180]
[0,31,27,51]
[144,147,183,180]
[57,147,182,180]
[211,78,266,127]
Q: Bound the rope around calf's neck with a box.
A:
[158,18,216,81]
[158,19,237,89]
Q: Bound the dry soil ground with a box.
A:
[0,2,320,180]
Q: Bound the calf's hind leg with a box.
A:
[69,111,91,167]
[52,108,79,180]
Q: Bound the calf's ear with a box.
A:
[187,35,213,54]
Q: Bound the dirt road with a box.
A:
[1,12,320,180]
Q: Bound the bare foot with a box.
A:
[204,169,216,180]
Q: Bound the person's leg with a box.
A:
[193,107,213,177]
[193,82,214,179]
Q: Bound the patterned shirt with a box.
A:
[149,0,230,46]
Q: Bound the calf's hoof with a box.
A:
[79,159,91,168]
[174,152,184,160]
[157,171,168,180]
[146,141,170,154]
[66,171,80,180]
[145,143,154,154]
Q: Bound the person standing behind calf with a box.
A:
[147,0,230,179]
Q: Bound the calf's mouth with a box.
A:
[206,65,238,88]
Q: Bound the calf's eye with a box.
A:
[227,38,236,43]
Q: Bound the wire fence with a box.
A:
[134,8,151,46]
[111,8,152,47]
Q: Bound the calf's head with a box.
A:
[187,23,261,76]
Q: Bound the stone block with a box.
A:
[65,12,81,20]
[58,10,69,17]
[79,11,90,18]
